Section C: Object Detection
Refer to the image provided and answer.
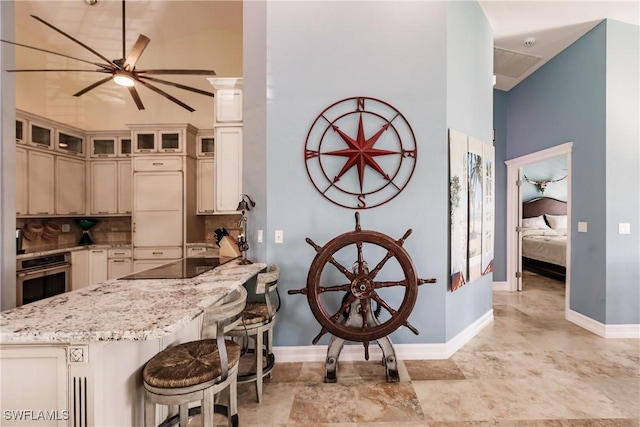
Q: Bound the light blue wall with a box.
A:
[605,21,640,324]
[444,0,493,340]
[506,22,607,322]
[493,90,508,282]
[500,20,639,325]
[243,1,492,346]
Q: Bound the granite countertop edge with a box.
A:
[18,242,218,259]
[1,259,266,345]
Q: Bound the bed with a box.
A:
[521,197,567,281]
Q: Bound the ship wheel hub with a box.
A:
[351,276,373,298]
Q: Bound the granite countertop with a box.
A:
[17,242,132,259]
[1,259,266,344]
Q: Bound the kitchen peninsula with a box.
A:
[1,258,265,427]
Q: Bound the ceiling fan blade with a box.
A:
[127,86,145,110]
[137,76,215,97]
[30,15,119,69]
[73,76,113,97]
[7,69,109,73]
[137,69,217,76]
[136,79,195,112]
[0,39,107,68]
[123,35,150,71]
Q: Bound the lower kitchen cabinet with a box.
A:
[108,248,132,279]
[71,250,89,291]
[89,249,108,286]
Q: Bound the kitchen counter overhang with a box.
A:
[1,258,266,344]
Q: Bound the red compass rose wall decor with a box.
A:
[304,97,418,209]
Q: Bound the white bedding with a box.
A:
[522,229,567,267]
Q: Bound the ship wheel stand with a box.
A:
[289,213,436,382]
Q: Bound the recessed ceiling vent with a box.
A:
[494,46,542,78]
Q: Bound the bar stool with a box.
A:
[142,286,247,427]
[227,264,280,403]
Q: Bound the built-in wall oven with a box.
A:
[16,252,70,307]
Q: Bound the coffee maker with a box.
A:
[16,228,25,254]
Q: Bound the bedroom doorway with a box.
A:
[505,142,573,314]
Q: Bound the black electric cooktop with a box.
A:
[119,257,232,280]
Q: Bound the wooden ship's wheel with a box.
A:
[289,212,435,382]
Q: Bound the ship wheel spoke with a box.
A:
[318,283,351,293]
[373,279,409,289]
[370,291,399,317]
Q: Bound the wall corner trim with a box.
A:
[567,310,640,338]
[273,309,494,362]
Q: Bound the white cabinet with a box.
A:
[197,158,215,214]
[16,146,28,215]
[118,161,132,214]
[187,246,210,257]
[27,150,55,215]
[0,346,68,427]
[56,130,85,157]
[90,160,131,215]
[132,128,194,154]
[71,250,89,291]
[55,156,85,215]
[133,170,183,247]
[108,248,132,280]
[91,161,118,215]
[16,118,26,144]
[89,249,108,286]
[197,132,215,157]
[28,121,54,150]
[215,127,242,212]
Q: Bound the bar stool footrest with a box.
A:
[156,404,238,427]
[237,349,275,383]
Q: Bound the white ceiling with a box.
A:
[479,1,640,91]
[6,1,639,129]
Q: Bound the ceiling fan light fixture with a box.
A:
[113,73,135,87]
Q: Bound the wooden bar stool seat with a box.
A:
[143,286,247,427]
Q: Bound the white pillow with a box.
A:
[522,215,549,230]
[545,214,567,230]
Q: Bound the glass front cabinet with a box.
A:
[28,122,54,150]
[197,132,215,157]
[57,131,85,156]
[133,130,184,153]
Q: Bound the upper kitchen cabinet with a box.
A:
[197,131,215,157]
[16,147,27,215]
[27,150,55,215]
[16,118,26,145]
[56,130,85,157]
[88,131,132,158]
[129,124,197,156]
[208,78,243,125]
[55,156,85,215]
[28,121,54,151]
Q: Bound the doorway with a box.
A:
[505,142,573,316]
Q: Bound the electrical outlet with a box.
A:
[61,224,70,233]
[258,230,263,243]
[275,230,283,244]
[619,223,631,235]
[578,222,588,233]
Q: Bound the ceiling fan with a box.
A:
[1,0,216,112]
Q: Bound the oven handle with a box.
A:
[17,263,71,278]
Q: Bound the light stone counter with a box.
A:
[1,259,266,344]
[16,242,132,259]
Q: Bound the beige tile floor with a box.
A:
[201,270,640,426]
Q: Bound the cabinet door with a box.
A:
[108,258,132,280]
[215,127,242,212]
[0,346,68,427]
[89,249,108,286]
[197,159,215,214]
[91,161,118,215]
[71,250,89,291]
[133,172,183,247]
[55,156,85,215]
[118,161,132,214]
[56,131,84,156]
[28,150,55,215]
[133,131,156,153]
[91,138,117,157]
[216,89,243,122]
[159,130,182,153]
[16,147,28,215]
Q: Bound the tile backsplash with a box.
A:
[17,217,132,252]
[17,214,241,251]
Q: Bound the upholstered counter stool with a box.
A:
[142,286,247,427]
[226,264,280,403]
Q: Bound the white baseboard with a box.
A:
[492,281,510,291]
[567,310,640,338]
[273,309,494,363]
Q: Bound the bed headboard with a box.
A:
[522,197,567,218]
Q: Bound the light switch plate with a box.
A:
[578,222,588,233]
[275,230,283,244]
[257,230,263,243]
[619,223,631,234]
